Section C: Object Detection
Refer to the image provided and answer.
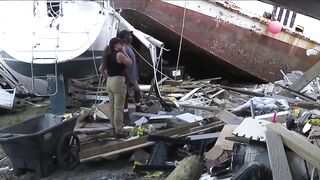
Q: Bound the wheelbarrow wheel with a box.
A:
[57,132,80,170]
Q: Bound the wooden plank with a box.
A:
[162,80,183,86]
[218,85,264,97]
[97,103,111,118]
[189,77,222,83]
[267,123,320,170]
[81,142,154,162]
[75,127,112,134]
[79,122,199,160]
[209,89,225,99]
[187,132,220,140]
[292,101,320,110]
[131,112,160,117]
[269,94,301,104]
[131,112,173,120]
[173,104,220,113]
[276,83,317,102]
[214,125,237,151]
[289,61,320,92]
[187,121,225,133]
[157,76,169,85]
[265,129,293,180]
[180,122,224,137]
[205,125,237,161]
[179,87,201,101]
[215,110,243,125]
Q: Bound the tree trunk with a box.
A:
[166,155,203,180]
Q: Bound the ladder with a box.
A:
[30,55,58,96]
[30,1,60,96]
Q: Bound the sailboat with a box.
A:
[0,0,166,113]
[0,0,119,96]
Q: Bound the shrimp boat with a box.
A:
[0,0,165,113]
[113,0,320,82]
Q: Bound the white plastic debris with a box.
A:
[302,123,312,133]
[0,166,11,174]
[175,113,204,123]
[233,119,271,141]
[0,88,15,109]
[233,97,289,113]
[134,117,148,126]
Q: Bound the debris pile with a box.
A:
[71,71,320,179]
[1,71,320,179]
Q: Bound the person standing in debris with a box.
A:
[100,37,132,137]
[117,30,143,113]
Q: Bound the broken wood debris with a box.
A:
[79,122,200,161]
[4,69,320,179]
[73,71,320,179]
[267,123,320,170]
[265,129,293,180]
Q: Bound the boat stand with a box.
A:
[48,74,68,114]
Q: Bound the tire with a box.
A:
[56,132,80,170]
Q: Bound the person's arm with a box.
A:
[116,52,132,68]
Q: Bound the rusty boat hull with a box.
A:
[114,0,319,82]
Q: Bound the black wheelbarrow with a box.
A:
[0,113,80,177]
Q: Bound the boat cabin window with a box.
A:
[263,12,272,20]
[47,1,61,18]
[295,25,304,33]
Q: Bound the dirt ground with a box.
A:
[0,101,167,180]
[0,155,166,180]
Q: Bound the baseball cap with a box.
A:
[117,30,133,39]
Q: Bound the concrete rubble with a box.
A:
[0,71,320,180]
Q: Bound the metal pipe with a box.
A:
[250,100,255,119]
[280,70,292,84]
[113,12,151,48]
[139,31,164,48]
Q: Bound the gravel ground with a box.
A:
[0,100,167,180]
[44,157,142,180]
[0,156,166,180]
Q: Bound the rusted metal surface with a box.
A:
[114,0,319,82]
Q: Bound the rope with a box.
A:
[130,45,174,81]
[90,41,99,78]
[87,30,101,105]
[94,75,103,105]
[174,0,187,79]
